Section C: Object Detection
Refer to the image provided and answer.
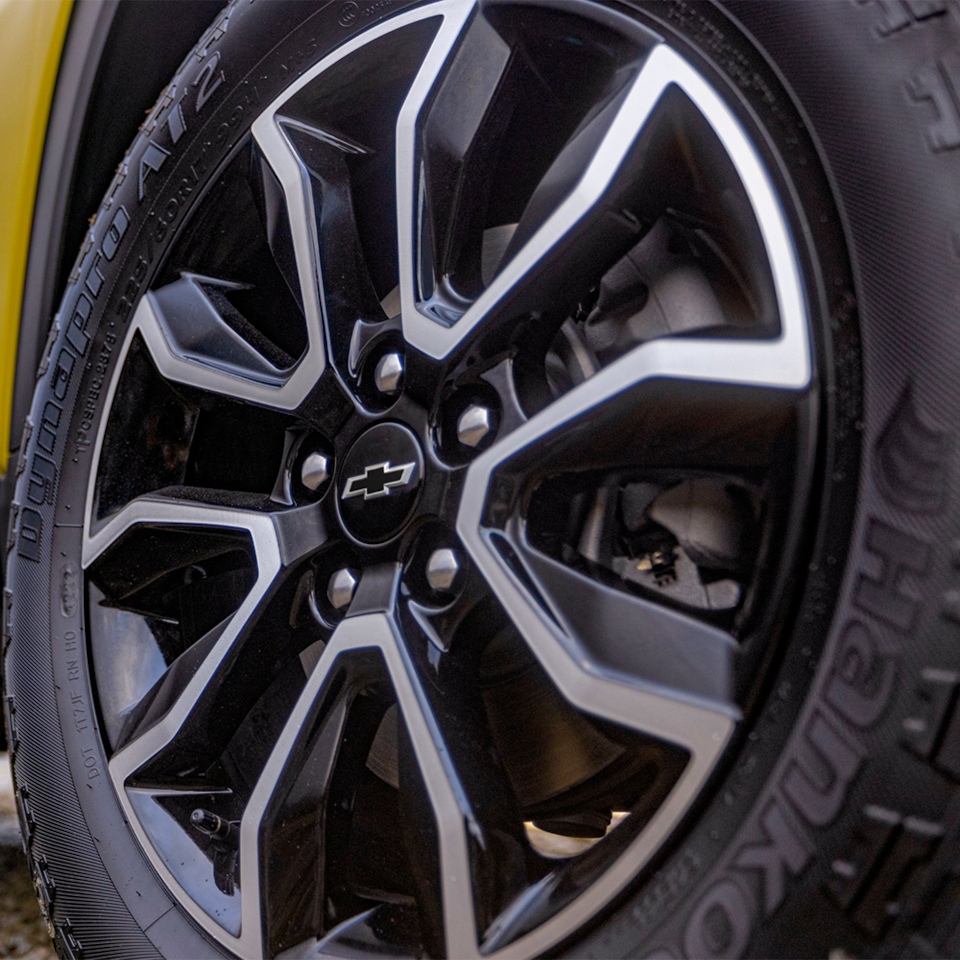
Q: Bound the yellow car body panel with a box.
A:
[0,0,73,473]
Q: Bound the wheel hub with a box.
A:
[337,421,425,544]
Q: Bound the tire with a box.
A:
[4,2,959,958]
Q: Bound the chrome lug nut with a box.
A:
[426,548,460,592]
[374,352,404,394]
[457,404,492,448]
[300,452,330,491]
[327,568,358,610]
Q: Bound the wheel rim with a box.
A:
[81,2,824,956]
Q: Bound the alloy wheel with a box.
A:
[84,3,822,956]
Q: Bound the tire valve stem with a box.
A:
[191,808,239,897]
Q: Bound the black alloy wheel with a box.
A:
[10,2,960,959]
[71,8,826,952]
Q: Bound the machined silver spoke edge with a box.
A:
[397,29,810,384]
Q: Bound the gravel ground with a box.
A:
[0,756,52,960]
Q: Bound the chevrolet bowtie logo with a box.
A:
[341,461,417,500]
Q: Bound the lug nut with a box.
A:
[374,352,404,394]
[300,452,330,491]
[457,404,492,448]
[426,548,460,592]
[327,568,358,610]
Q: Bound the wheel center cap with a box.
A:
[337,422,424,544]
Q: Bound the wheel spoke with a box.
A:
[243,627,375,956]
[400,40,809,389]
[514,381,800,497]
[249,135,307,319]
[127,86,329,410]
[457,526,737,753]
[461,278,811,487]
[451,516,737,949]
[93,491,325,749]
[97,491,326,949]
[84,485,324,569]
[401,8,512,325]
[515,542,737,705]
[245,611,486,959]
[396,598,533,950]
[255,645,393,956]
[133,268,324,413]
[274,118,386,371]
[395,0,482,340]
[446,497,740,958]
[457,348,751,758]
[250,95,332,400]
[147,273,292,386]
[246,6,452,394]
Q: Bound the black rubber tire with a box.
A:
[4,2,960,958]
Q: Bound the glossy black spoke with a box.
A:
[451,76,774,362]
[108,616,233,755]
[94,489,326,776]
[249,137,306,319]
[507,375,800,484]
[146,271,293,382]
[426,74,654,358]
[397,4,658,358]
[246,612,482,958]
[257,649,394,956]
[513,540,737,707]
[395,598,535,952]
[457,356,757,773]
[132,131,327,410]
[401,40,811,424]
[279,119,386,369]
[91,488,330,950]
[412,12,514,322]
[266,16,443,391]
[126,570,319,783]
[305,904,425,958]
